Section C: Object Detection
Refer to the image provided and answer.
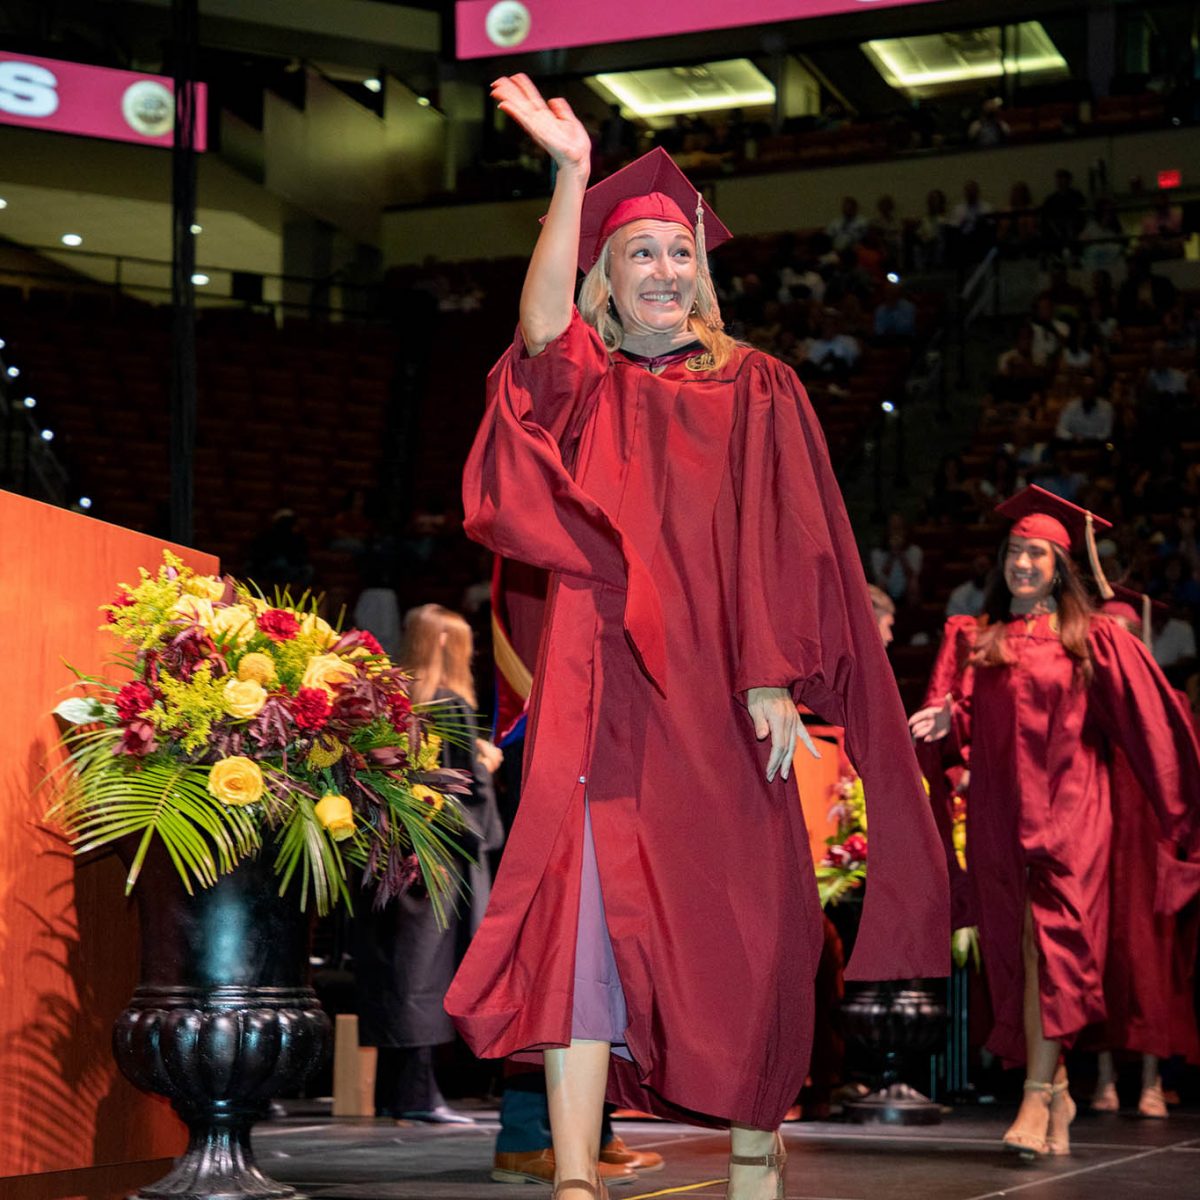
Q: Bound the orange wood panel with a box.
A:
[793,724,847,867]
[0,490,216,1182]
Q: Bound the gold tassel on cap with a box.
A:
[1085,512,1114,601]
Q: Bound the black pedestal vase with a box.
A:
[836,981,946,1125]
[112,845,331,1199]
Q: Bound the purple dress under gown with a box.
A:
[573,799,633,1060]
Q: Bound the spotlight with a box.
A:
[191,273,210,286]
[23,396,35,408]
[0,198,7,209]
[79,496,93,510]
[190,223,203,235]
[6,365,19,378]
[364,78,382,93]
[886,272,900,284]
[61,233,83,247]
[417,96,432,107]
[881,400,895,414]
[0,337,5,349]
[40,428,54,441]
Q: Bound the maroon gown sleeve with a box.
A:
[917,617,979,930]
[1088,617,1200,913]
[462,310,667,690]
[731,353,949,981]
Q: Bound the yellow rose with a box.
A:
[172,594,215,627]
[237,652,277,686]
[207,756,264,806]
[299,612,340,649]
[246,596,270,614]
[223,677,268,720]
[184,575,226,601]
[315,792,356,841]
[300,653,357,697]
[210,603,255,646]
[411,783,446,814]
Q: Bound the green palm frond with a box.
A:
[366,772,469,927]
[47,726,260,895]
[273,794,351,916]
[414,699,483,750]
[816,866,866,909]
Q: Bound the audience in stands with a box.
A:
[966,97,1010,147]
[945,554,994,618]
[913,189,952,269]
[870,513,924,607]
[1055,376,1115,443]
[1039,168,1088,254]
[873,282,917,340]
[950,180,994,261]
[826,196,869,253]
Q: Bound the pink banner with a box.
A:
[0,52,207,151]
[457,0,943,59]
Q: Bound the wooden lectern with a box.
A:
[0,491,212,1200]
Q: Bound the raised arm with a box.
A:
[491,74,592,355]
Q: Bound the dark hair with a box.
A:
[970,540,1095,683]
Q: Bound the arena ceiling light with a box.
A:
[862,22,1068,99]
[587,60,774,121]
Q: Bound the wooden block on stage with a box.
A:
[331,1014,376,1118]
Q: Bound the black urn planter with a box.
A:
[836,980,945,1125]
[112,844,331,1200]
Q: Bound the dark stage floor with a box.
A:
[255,1104,1200,1199]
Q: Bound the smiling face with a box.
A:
[607,219,698,339]
[1004,536,1057,605]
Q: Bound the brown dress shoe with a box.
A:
[600,1136,665,1173]
[492,1150,638,1187]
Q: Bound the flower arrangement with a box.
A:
[46,552,473,920]
[815,771,867,908]
[948,784,982,970]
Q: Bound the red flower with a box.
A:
[293,687,331,732]
[106,591,136,623]
[843,833,868,863]
[386,691,412,731]
[356,630,384,655]
[258,609,300,642]
[116,718,157,757]
[115,681,156,721]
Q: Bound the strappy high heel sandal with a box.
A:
[1046,1079,1077,1155]
[553,1181,608,1200]
[727,1132,787,1199]
[1001,1080,1052,1159]
[1138,1082,1168,1119]
[1090,1080,1119,1112]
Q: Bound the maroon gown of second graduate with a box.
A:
[446,312,949,1129]
[925,612,1200,1066]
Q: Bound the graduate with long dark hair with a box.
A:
[911,486,1200,1159]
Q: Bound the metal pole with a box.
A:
[169,0,199,546]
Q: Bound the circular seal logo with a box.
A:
[121,79,174,138]
[485,1,531,49]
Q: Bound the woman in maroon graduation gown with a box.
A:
[445,75,948,1200]
[1091,592,1200,1117]
[911,487,1200,1159]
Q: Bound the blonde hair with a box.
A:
[400,604,478,709]
[577,228,738,370]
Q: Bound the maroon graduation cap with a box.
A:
[570,147,732,274]
[1104,583,1169,647]
[994,485,1114,599]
